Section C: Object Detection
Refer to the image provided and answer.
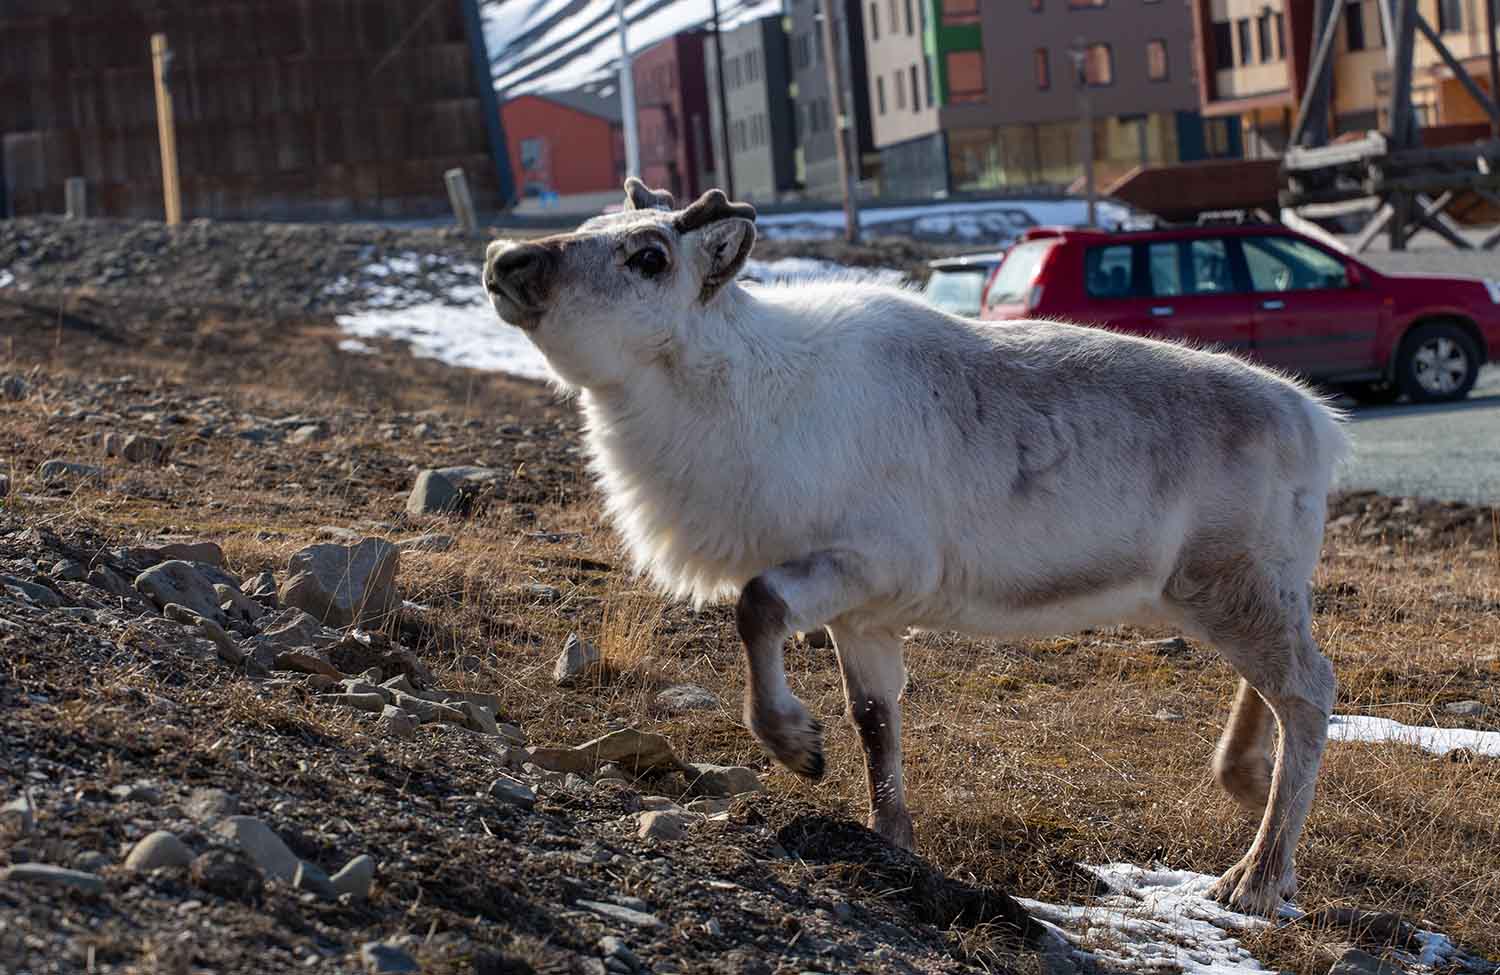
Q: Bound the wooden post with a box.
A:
[150,34,182,226]
[64,177,86,219]
[444,167,477,233]
[819,0,860,244]
[1291,0,1343,147]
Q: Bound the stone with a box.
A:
[406,469,460,516]
[213,816,334,898]
[38,459,106,484]
[0,375,29,400]
[87,565,136,599]
[156,541,225,567]
[245,571,278,606]
[575,899,663,930]
[125,831,194,871]
[0,863,105,894]
[684,763,763,798]
[135,561,226,625]
[256,607,337,649]
[273,648,342,680]
[553,632,602,686]
[288,424,328,445]
[396,533,455,553]
[529,728,682,777]
[50,559,86,582]
[1,792,36,835]
[361,942,419,974]
[391,691,466,726]
[327,692,388,714]
[1144,637,1190,655]
[280,538,400,629]
[110,781,162,803]
[652,684,720,714]
[1327,948,1403,975]
[216,583,265,625]
[184,788,238,823]
[599,936,639,972]
[488,774,537,809]
[190,849,262,902]
[1445,699,1486,717]
[379,705,419,740]
[122,434,171,463]
[460,700,500,735]
[685,798,733,815]
[1,575,62,608]
[638,796,684,812]
[163,604,243,664]
[331,854,375,900]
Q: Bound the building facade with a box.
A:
[501,87,624,206]
[786,0,879,199]
[861,0,1237,198]
[1193,0,1500,159]
[705,15,798,202]
[633,32,717,203]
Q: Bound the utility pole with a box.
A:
[1488,0,1499,139]
[1070,38,1096,227]
[710,0,735,198]
[615,0,640,178]
[150,33,182,226]
[820,0,860,243]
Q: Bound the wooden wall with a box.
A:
[1,0,501,219]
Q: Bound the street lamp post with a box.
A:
[1069,37,1097,228]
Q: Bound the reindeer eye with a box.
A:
[626,246,668,279]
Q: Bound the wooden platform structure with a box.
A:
[0,0,511,220]
[1279,0,1500,251]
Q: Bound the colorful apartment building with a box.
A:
[500,87,624,206]
[705,15,799,202]
[633,31,717,203]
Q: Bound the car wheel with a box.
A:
[1343,381,1401,406]
[1394,322,1480,403]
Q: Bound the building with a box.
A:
[705,15,798,202]
[1192,0,1500,158]
[0,0,509,219]
[786,0,878,199]
[861,0,1236,198]
[501,86,625,211]
[633,32,717,203]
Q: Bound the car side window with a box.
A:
[1147,242,1182,297]
[1188,238,1233,294]
[1243,236,1347,292]
[1084,244,1134,298]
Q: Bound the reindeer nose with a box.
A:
[485,243,557,305]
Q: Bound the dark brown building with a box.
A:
[633,31,716,203]
[0,0,510,219]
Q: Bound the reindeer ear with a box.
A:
[623,177,675,211]
[692,217,756,303]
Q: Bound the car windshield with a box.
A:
[985,240,1056,306]
[923,267,990,316]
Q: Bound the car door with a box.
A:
[1132,237,1255,353]
[1237,234,1385,378]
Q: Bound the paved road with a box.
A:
[1336,366,1500,504]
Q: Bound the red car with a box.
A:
[979,223,1500,403]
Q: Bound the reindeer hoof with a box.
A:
[750,705,825,781]
[1208,859,1295,917]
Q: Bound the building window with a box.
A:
[942,0,981,24]
[889,0,899,37]
[1438,0,1462,32]
[895,68,906,108]
[876,75,886,114]
[945,50,986,103]
[1275,12,1286,56]
[1083,42,1113,85]
[1236,18,1251,66]
[905,0,914,34]
[1146,39,1168,81]
[869,2,879,40]
[910,64,920,112]
[1067,0,1106,7]
[924,54,935,105]
[1035,47,1050,89]
[1212,21,1234,70]
[1345,1,1365,51]
[520,137,545,171]
[1256,12,1272,62]
[1206,117,1233,156]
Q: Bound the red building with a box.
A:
[500,87,624,202]
[633,32,716,202]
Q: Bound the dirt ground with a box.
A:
[2,219,1499,975]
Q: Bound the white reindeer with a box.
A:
[484,180,1347,915]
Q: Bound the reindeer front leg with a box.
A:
[829,626,913,849]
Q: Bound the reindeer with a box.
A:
[483,179,1348,915]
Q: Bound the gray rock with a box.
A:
[638,796,684,812]
[1144,637,1190,655]
[360,941,419,974]
[1328,949,1403,975]
[326,692,387,714]
[135,561,226,625]
[184,788,238,823]
[488,774,537,809]
[125,830,193,871]
[37,459,106,484]
[245,571,278,606]
[50,559,86,582]
[379,705,420,740]
[1,792,36,835]
[255,607,337,649]
[110,781,162,803]
[0,375,29,400]
[164,603,243,664]
[684,763,763,798]
[288,424,328,445]
[529,728,682,776]
[1445,699,1486,717]
[637,810,697,841]
[1,575,62,608]
[599,936,639,972]
[122,434,170,463]
[190,848,263,902]
[156,541,226,568]
[460,700,500,735]
[652,684,720,714]
[406,470,459,516]
[213,816,334,898]
[553,632,601,686]
[216,583,265,625]
[391,691,466,726]
[684,797,734,815]
[575,899,663,930]
[331,854,375,900]
[87,565,136,599]
[280,538,400,628]
[0,863,105,894]
[396,533,455,553]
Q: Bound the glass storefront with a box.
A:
[946,112,1184,191]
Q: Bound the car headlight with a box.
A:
[1487,279,1500,304]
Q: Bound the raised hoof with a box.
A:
[1213,754,1273,814]
[750,705,825,782]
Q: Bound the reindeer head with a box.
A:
[484,178,757,389]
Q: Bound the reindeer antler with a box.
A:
[624,177,676,211]
[673,189,757,233]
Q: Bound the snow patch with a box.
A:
[0,269,14,289]
[1328,714,1500,758]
